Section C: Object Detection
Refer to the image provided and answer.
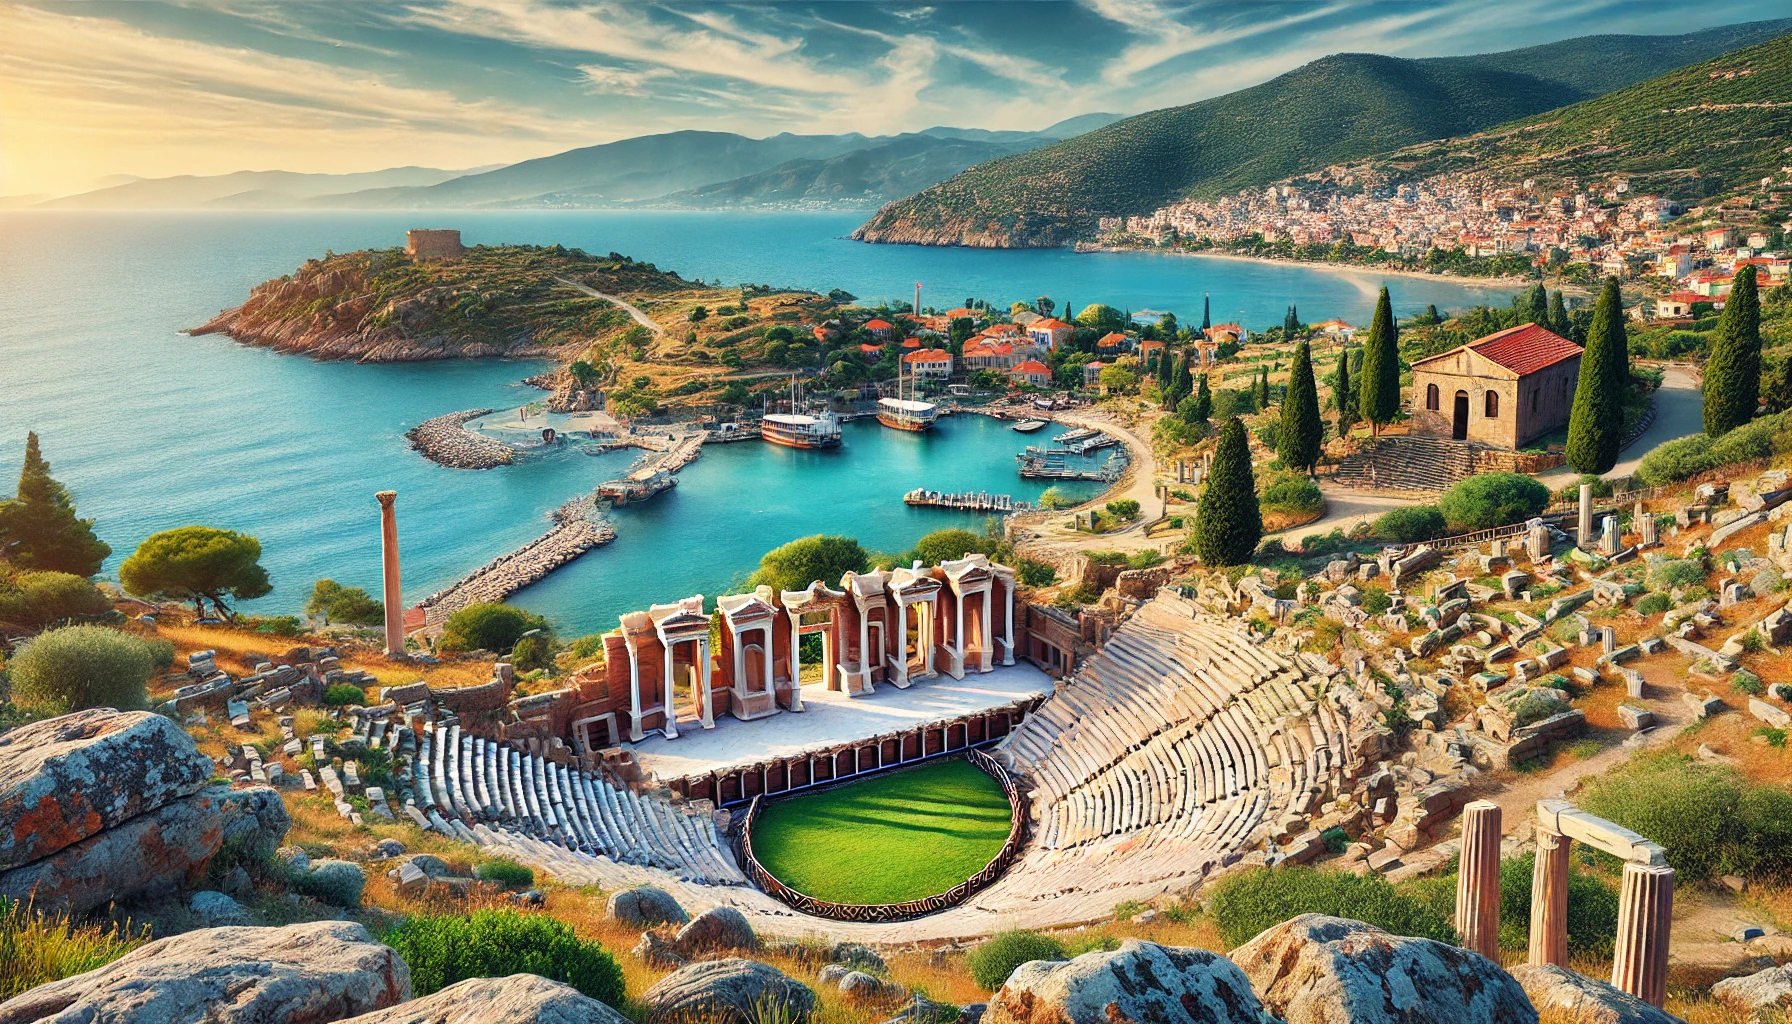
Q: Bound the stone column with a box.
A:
[891,601,908,686]
[1528,829,1571,967]
[1577,483,1593,548]
[698,637,714,729]
[661,644,679,739]
[761,624,774,696]
[376,491,404,657]
[981,586,993,672]
[858,607,872,689]
[1612,862,1674,1007]
[627,649,644,742]
[1455,800,1502,959]
[1003,582,1016,665]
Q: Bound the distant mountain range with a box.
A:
[852,18,1792,247]
[30,114,1121,213]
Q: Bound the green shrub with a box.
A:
[1634,434,1715,486]
[1017,559,1056,587]
[509,634,556,674]
[567,634,606,660]
[1578,753,1792,880]
[965,930,1066,991]
[1260,477,1323,516]
[1554,474,1615,503]
[0,571,112,633]
[474,859,535,888]
[1370,505,1447,543]
[909,529,997,566]
[1437,473,1550,532]
[322,684,365,707]
[1634,593,1672,616]
[1408,855,1618,955]
[8,625,156,716]
[1634,411,1792,485]
[438,603,550,655]
[1360,586,1391,615]
[1644,559,1705,591]
[1105,499,1142,521]
[384,910,624,1004]
[1733,671,1764,696]
[291,859,365,907]
[1204,867,1454,948]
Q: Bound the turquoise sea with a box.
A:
[0,211,1517,635]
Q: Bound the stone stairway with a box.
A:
[1334,436,1483,494]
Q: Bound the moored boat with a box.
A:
[877,396,939,432]
[1011,419,1048,433]
[762,411,842,449]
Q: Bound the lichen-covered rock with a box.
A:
[294,860,365,907]
[839,972,903,1003]
[0,709,214,871]
[674,905,755,952]
[832,943,887,972]
[640,959,814,1024]
[0,921,409,1024]
[337,974,630,1024]
[404,854,449,878]
[633,931,686,970]
[983,939,1268,1024]
[1507,965,1681,1024]
[0,784,289,914]
[1711,963,1792,1011]
[606,886,688,926]
[818,965,852,987]
[1231,915,1536,1024]
[189,890,252,927]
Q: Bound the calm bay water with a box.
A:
[0,211,1515,635]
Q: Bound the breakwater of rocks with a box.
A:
[406,409,516,469]
[416,496,616,628]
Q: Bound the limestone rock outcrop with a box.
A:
[1507,965,1683,1024]
[0,921,409,1024]
[0,709,289,914]
[1711,963,1792,1012]
[1231,915,1536,1024]
[0,709,213,871]
[983,939,1268,1024]
[674,906,756,953]
[338,974,630,1024]
[639,959,814,1024]
[607,886,688,926]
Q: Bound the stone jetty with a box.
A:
[416,496,615,627]
[406,409,516,469]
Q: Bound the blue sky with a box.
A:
[3,0,1787,195]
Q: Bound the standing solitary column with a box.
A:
[1529,829,1571,967]
[1577,482,1593,548]
[376,491,403,657]
[1455,800,1503,959]
[1612,862,1674,1007]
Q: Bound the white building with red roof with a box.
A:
[1009,360,1053,387]
[1407,323,1583,449]
[1027,318,1075,350]
[902,348,955,380]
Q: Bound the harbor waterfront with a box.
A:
[0,210,1517,635]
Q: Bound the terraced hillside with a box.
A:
[853,20,1792,248]
[1362,33,1792,203]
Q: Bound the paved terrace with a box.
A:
[629,663,1055,782]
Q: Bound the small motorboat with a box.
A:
[1011,419,1048,433]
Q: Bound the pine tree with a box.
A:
[0,432,112,577]
[1278,341,1323,474]
[1358,287,1401,437]
[1201,293,1211,332]
[1564,278,1626,473]
[1192,418,1262,567]
[1703,265,1762,437]
[1191,373,1212,422]
[1548,290,1571,337]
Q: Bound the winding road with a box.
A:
[557,277,662,333]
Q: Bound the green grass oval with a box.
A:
[749,759,1013,905]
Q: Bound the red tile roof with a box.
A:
[864,319,893,330]
[1030,318,1074,332]
[1011,360,1050,375]
[1417,323,1582,376]
[904,348,952,364]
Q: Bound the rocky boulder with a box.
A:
[674,906,755,953]
[607,886,688,927]
[189,890,253,927]
[640,959,814,1024]
[0,921,409,1024]
[633,932,687,970]
[1231,915,1536,1024]
[1507,965,1681,1024]
[0,784,289,915]
[983,939,1267,1024]
[0,709,213,871]
[1711,963,1792,1012]
[337,974,630,1024]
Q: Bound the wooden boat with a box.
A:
[878,361,939,432]
[761,378,842,449]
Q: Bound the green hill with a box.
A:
[1362,33,1792,203]
[852,20,1792,248]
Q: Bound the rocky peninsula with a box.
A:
[405,409,515,469]
[188,241,689,362]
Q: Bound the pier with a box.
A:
[904,489,1032,512]
[1016,447,1127,482]
[416,495,616,629]
[1055,432,1119,455]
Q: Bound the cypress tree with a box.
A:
[1174,354,1195,406]
[1278,341,1323,474]
[1191,373,1212,422]
[1564,278,1625,473]
[0,432,112,577]
[1259,365,1273,408]
[1358,287,1400,437]
[1334,347,1352,411]
[1201,293,1211,332]
[1192,418,1262,567]
[1157,344,1175,389]
[1703,265,1762,437]
[1548,290,1571,337]
[1523,283,1549,326]
[1283,306,1299,338]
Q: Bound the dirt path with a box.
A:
[1537,364,1703,487]
[557,277,662,333]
